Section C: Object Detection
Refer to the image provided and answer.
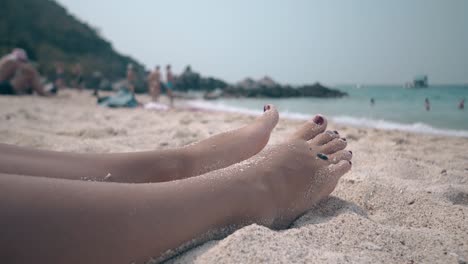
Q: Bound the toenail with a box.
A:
[326,130,334,136]
[349,150,353,155]
[317,153,328,160]
[333,130,339,135]
[313,115,324,125]
[349,160,352,165]
[341,138,347,142]
[263,104,271,112]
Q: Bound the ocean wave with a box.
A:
[331,116,468,137]
[186,100,468,138]
[186,100,263,116]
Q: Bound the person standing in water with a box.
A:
[425,98,430,111]
[165,64,175,107]
[147,65,161,102]
[459,98,465,110]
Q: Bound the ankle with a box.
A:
[235,166,278,227]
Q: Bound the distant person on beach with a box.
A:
[72,63,84,91]
[459,98,465,110]
[127,63,136,95]
[0,108,352,263]
[370,98,375,106]
[0,49,23,82]
[54,62,66,90]
[148,65,161,102]
[0,48,48,96]
[165,64,175,107]
[91,71,102,96]
[425,98,430,111]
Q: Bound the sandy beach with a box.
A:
[0,91,467,264]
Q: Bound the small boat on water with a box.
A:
[406,75,428,88]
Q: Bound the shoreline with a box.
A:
[183,99,468,138]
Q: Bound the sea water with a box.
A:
[188,85,468,137]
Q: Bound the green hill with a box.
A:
[0,0,143,84]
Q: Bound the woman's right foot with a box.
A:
[247,115,352,229]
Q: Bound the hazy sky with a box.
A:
[56,0,468,84]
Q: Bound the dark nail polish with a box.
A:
[341,138,347,142]
[317,153,328,160]
[349,150,353,155]
[349,160,352,165]
[263,104,271,112]
[313,115,324,125]
[333,130,339,134]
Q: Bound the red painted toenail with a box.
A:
[263,104,271,112]
[313,115,324,125]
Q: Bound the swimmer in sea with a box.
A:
[425,98,430,111]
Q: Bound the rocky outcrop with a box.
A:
[223,78,347,98]
[171,67,347,98]
[174,66,228,92]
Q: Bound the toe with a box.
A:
[320,138,347,154]
[327,150,352,164]
[291,114,327,141]
[309,130,340,146]
[328,160,352,181]
[255,104,279,130]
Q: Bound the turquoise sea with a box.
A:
[188,85,468,137]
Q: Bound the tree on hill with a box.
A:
[0,0,144,86]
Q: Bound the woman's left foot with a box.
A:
[113,105,279,183]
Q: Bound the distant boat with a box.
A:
[410,75,429,88]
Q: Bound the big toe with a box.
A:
[257,104,279,130]
[290,114,327,141]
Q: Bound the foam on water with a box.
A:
[187,100,468,138]
[187,100,263,116]
[331,115,468,137]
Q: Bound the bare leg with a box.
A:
[155,84,160,101]
[151,84,160,102]
[167,88,174,107]
[0,115,352,264]
[0,105,279,183]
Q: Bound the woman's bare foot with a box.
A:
[182,104,279,177]
[107,104,279,182]
[247,115,352,228]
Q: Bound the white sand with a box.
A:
[0,91,467,263]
